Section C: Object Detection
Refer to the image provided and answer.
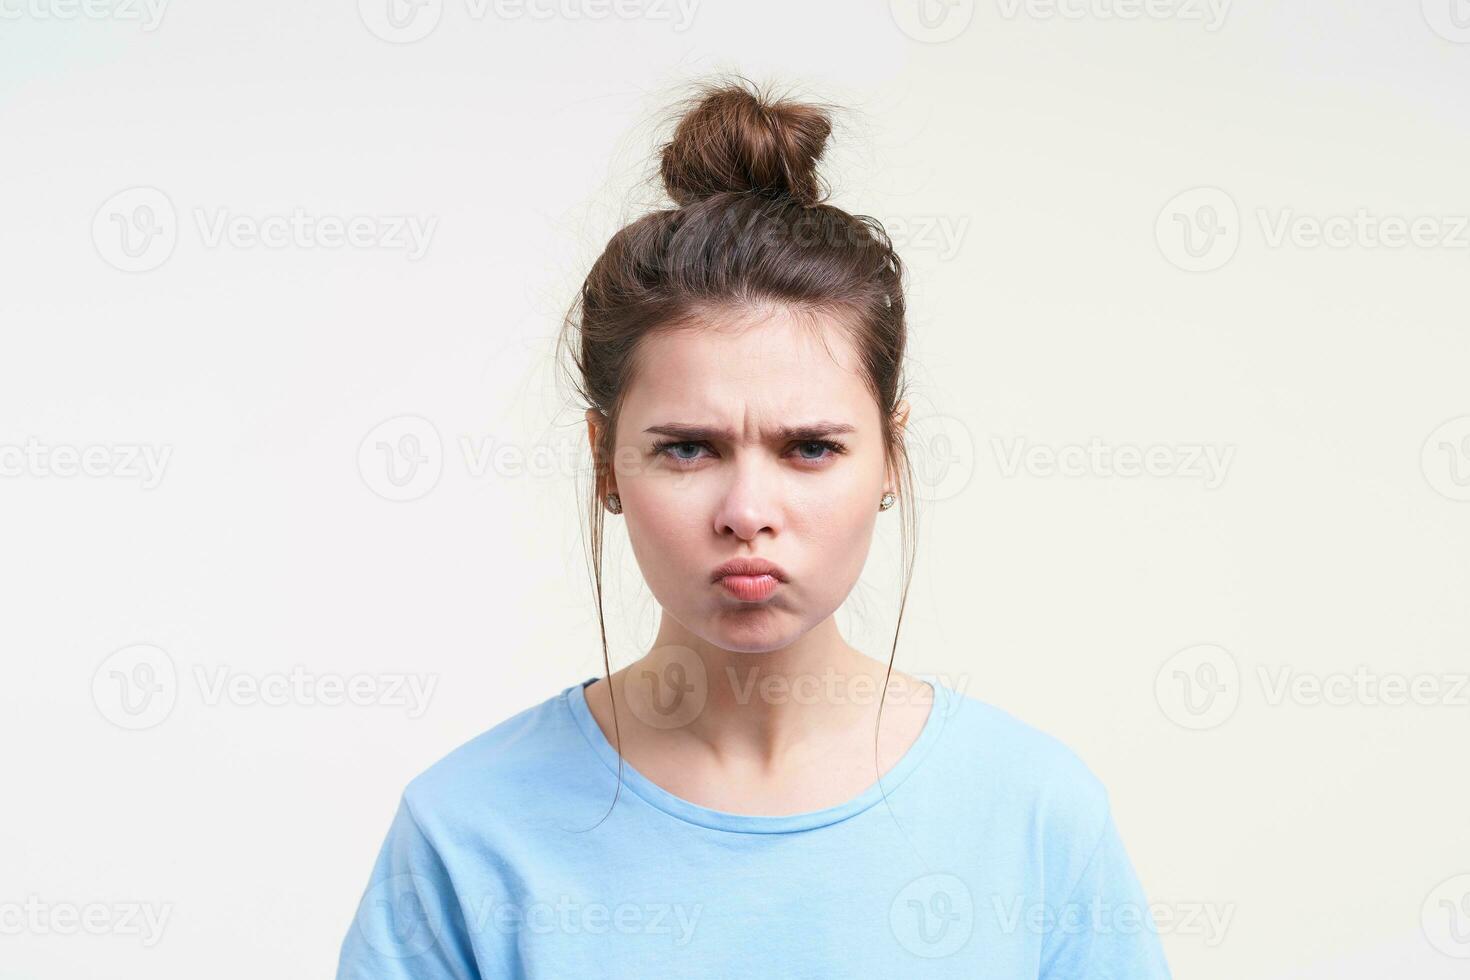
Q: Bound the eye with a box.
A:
[790,439,847,464]
[651,440,712,466]
[650,438,849,468]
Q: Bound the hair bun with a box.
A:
[658,78,833,208]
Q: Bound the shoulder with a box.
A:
[932,680,1113,832]
[396,680,592,836]
[926,683,1128,908]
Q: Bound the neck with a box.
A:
[624,614,903,767]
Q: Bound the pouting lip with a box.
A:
[710,557,789,584]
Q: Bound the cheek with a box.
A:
[621,495,702,591]
[628,502,697,551]
[796,488,879,573]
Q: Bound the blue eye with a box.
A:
[794,440,843,461]
[650,439,848,467]
[663,442,706,461]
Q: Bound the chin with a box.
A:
[698,610,810,656]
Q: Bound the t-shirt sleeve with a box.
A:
[335,795,480,980]
[1038,806,1174,980]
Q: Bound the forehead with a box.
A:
[620,306,873,427]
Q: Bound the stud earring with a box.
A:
[605,492,622,514]
[879,491,896,511]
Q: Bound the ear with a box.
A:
[885,398,911,490]
[585,407,617,497]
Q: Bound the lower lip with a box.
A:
[718,574,780,601]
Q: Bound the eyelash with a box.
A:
[650,439,848,468]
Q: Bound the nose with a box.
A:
[712,455,780,542]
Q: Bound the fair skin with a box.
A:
[581,303,934,817]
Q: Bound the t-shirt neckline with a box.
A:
[563,671,952,834]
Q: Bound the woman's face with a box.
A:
[589,307,907,654]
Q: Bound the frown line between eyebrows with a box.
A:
[643,422,858,443]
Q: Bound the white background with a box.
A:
[2,1,1468,977]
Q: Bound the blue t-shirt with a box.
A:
[336,674,1173,979]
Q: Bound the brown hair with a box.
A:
[555,74,919,825]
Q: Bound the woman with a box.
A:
[335,77,1173,979]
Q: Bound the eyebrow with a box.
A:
[643,421,857,442]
